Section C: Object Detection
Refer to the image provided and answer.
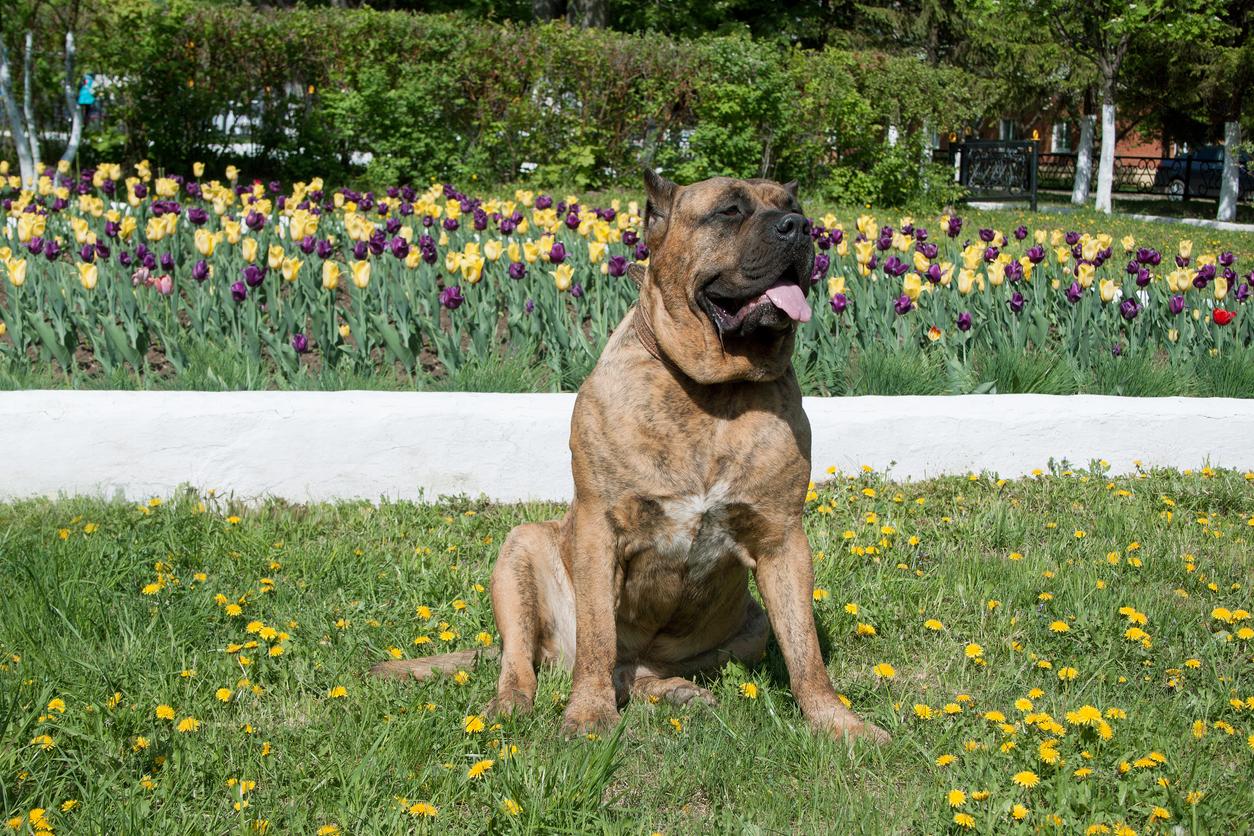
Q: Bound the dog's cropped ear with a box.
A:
[625,261,646,288]
[643,169,677,241]
[782,180,799,200]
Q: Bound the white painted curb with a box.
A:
[2,391,1253,504]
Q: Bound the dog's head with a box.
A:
[637,171,814,384]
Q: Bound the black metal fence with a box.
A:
[933,145,1252,204]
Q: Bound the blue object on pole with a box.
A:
[77,74,96,106]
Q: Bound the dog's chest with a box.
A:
[650,482,741,575]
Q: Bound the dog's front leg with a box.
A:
[560,503,620,736]
[755,527,891,745]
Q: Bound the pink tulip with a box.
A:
[154,274,174,296]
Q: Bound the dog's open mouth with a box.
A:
[700,272,812,335]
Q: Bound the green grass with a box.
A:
[2,465,1252,833]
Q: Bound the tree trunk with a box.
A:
[0,39,35,188]
[532,0,561,21]
[1071,113,1094,204]
[565,0,606,27]
[59,32,83,166]
[22,31,40,170]
[1094,74,1116,214]
[1217,120,1241,222]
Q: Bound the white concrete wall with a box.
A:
[2,391,1252,504]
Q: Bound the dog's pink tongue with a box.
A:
[764,283,811,322]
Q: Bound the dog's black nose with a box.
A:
[775,213,809,242]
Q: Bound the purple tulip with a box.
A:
[243,265,266,287]
[1026,244,1045,264]
[499,217,516,235]
[1119,299,1141,321]
[390,237,410,260]
[316,239,334,259]
[1005,261,1023,283]
[300,235,316,255]
[1111,343,1123,357]
[913,227,927,242]
[606,256,627,278]
[1136,268,1151,287]
[570,282,584,298]
[1125,260,1140,275]
[133,182,147,199]
[26,237,44,256]
[830,293,848,314]
[443,217,459,232]
[119,251,133,267]
[1064,231,1080,246]
[95,241,110,260]
[1169,294,1185,315]
[634,243,650,261]
[925,263,943,284]
[291,333,309,353]
[918,242,939,260]
[187,207,208,225]
[983,246,999,263]
[813,253,830,281]
[883,256,908,277]
[439,285,465,310]
[622,230,638,246]
[894,294,913,315]
[979,228,995,243]
[1176,254,1190,268]
[45,240,61,261]
[192,259,210,282]
[142,251,157,270]
[535,195,552,210]
[230,281,248,302]
[830,228,844,246]
[1008,291,1026,313]
[160,252,175,271]
[946,216,962,237]
[1219,251,1235,267]
[1236,283,1250,303]
[549,242,567,265]
[957,311,972,331]
[1014,225,1028,240]
[353,241,368,261]
[104,220,120,238]
[245,210,265,231]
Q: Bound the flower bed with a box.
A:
[2,163,1253,394]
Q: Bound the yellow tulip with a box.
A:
[912,250,930,273]
[522,241,541,264]
[5,258,27,287]
[957,269,974,295]
[938,262,954,286]
[961,244,982,271]
[281,257,302,283]
[1214,276,1228,301]
[507,241,522,263]
[856,214,877,237]
[1018,257,1033,282]
[821,213,838,229]
[445,201,461,220]
[987,262,1006,286]
[351,260,371,289]
[225,165,239,182]
[193,161,205,177]
[77,262,98,290]
[339,323,351,339]
[223,219,241,245]
[902,273,922,301]
[836,239,848,257]
[893,231,912,252]
[514,189,534,207]
[1121,235,1136,253]
[1178,239,1193,259]
[461,254,485,284]
[553,263,574,291]
[119,216,137,241]
[1034,229,1048,244]
[445,251,462,273]
[404,248,421,269]
[1050,229,1064,246]
[588,241,607,264]
[827,275,846,297]
[241,238,258,264]
[1054,246,1071,265]
[267,245,285,271]
[1076,263,1096,288]
[854,240,875,265]
[1099,279,1118,303]
[195,228,215,257]
[16,214,45,242]
[145,216,166,242]
[1081,237,1100,262]
[322,261,340,290]
[1167,268,1191,293]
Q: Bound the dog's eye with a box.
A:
[718,205,742,218]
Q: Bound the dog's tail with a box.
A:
[370,647,501,682]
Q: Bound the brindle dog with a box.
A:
[373,171,890,745]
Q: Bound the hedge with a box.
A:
[59,4,990,202]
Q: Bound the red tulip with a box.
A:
[1214,309,1236,326]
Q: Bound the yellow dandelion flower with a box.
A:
[872,663,896,679]
[177,716,201,733]
[1012,770,1040,788]
[953,812,975,828]
[502,798,522,816]
[813,588,830,601]
[155,704,176,720]
[453,670,470,685]
[316,826,339,836]
[924,619,944,631]
[1049,620,1070,633]
[216,688,233,703]
[964,643,983,659]
[936,754,957,766]
[947,789,966,807]
[467,759,494,779]
[739,682,758,699]
[408,802,438,817]
[328,685,348,699]
[30,734,54,750]
[463,715,486,734]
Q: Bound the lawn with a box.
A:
[2,464,1252,833]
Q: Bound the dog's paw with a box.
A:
[637,677,717,707]
[559,695,619,737]
[829,719,892,746]
[485,689,534,718]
